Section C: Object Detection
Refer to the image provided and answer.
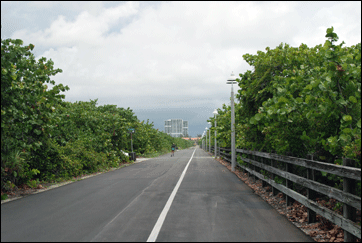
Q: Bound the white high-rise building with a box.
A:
[165,119,188,137]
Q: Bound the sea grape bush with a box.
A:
[1,36,193,192]
[207,27,360,167]
[1,37,69,189]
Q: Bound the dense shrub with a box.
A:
[207,27,360,166]
[1,37,69,190]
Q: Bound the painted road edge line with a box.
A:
[146,147,197,242]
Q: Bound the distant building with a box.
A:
[165,119,188,137]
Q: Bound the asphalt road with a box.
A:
[1,146,313,242]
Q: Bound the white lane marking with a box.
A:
[147,147,197,242]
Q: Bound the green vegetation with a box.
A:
[1,36,193,194]
[206,27,360,166]
[203,27,360,197]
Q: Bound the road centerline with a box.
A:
[147,147,197,242]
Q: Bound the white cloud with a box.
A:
[2,1,361,135]
[11,1,139,47]
[291,2,361,47]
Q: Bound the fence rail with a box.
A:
[213,147,361,240]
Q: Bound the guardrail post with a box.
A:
[286,162,294,206]
[251,154,256,182]
[241,152,246,174]
[247,153,251,178]
[306,154,317,223]
[261,157,267,188]
[343,157,357,242]
[271,158,279,196]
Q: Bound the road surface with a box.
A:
[1,146,313,242]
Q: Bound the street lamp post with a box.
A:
[208,122,211,153]
[227,72,237,171]
[203,131,205,150]
[202,132,204,150]
[201,132,204,149]
[213,109,218,157]
[205,127,208,151]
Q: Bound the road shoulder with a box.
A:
[1,159,150,204]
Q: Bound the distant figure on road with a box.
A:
[171,143,176,157]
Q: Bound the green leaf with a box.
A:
[301,131,310,141]
[327,136,337,145]
[357,119,361,128]
[339,134,350,142]
[337,99,348,106]
[349,96,357,103]
[278,97,288,104]
[34,129,42,135]
[14,39,23,45]
[343,128,352,134]
[342,115,352,122]
[326,27,334,34]
[249,117,256,125]
[306,111,312,119]
[306,95,312,104]
[306,84,313,90]
[277,87,285,93]
[254,113,262,121]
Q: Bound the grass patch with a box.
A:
[141,148,170,158]
[1,194,8,200]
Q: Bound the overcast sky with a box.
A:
[2,1,361,136]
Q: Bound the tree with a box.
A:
[1,37,69,189]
